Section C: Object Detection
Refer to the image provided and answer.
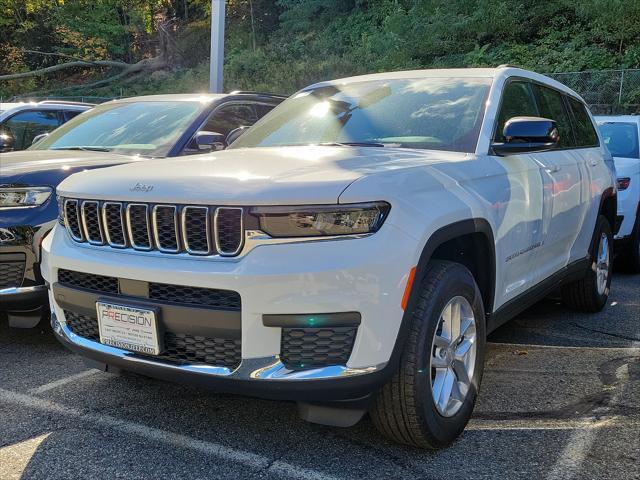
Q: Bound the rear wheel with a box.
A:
[370,260,486,449]
[561,215,613,312]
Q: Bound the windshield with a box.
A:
[33,101,203,157]
[230,77,491,153]
[598,122,639,159]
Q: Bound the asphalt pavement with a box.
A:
[1,273,638,480]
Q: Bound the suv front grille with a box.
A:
[58,269,119,294]
[280,327,358,370]
[0,259,25,289]
[62,198,244,257]
[63,311,241,369]
[57,269,241,311]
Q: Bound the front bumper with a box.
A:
[43,221,418,399]
[52,313,390,401]
[0,285,48,311]
[1,207,56,310]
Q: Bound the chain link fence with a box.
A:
[547,69,640,115]
[4,69,640,114]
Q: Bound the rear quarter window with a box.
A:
[567,97,599,148]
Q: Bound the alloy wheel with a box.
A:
[429,296,477,417]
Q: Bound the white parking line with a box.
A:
[0,387,345,480]
[28,370,99,394]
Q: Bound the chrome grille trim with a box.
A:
[214,207,244,256]
[181,206,211,255]
[63,199,84,242]
[101,202,127,248]
[125,203,153,251]
[152,205,180,253]
[80,201,104,245]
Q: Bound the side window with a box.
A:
[567,97,599,147]
[254,103,276,118]
[62,110,83,122]
[202,104,258,136]
[532,85,575,148]
[2,110,61,150]
[494,81,538,142]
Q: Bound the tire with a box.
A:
[617,215,640,274]
[370,260,486,449]
[561,215,613,312]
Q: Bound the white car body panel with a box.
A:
[595,115,640,239]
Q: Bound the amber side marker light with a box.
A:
[401,266,417,311]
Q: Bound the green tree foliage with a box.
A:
[1,0,640,98]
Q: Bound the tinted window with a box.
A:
[203,104,259,136]
[567,97,599,147]
[2,110,61,150]
[494,81,538,142]
[62,110,83,122]
[532,85,575,148]
[34,101,202,157]
[598,122,639,158]
[231,77,492,153]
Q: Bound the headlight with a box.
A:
[0,187,53,209]
[250,201,391,237]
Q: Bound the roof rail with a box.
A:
[496,64,520,69]
[228,90,288,99]
[38,100,95,107]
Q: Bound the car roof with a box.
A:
[308,66,587,104]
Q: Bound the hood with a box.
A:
[57,146,468,205]
[0,149,146,187]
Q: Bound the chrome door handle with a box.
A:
[545,163,561,173]
[589,159,599,166]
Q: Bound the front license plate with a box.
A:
[96,302,160,355]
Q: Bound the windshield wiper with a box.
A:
[52,146,112,152]
[317,142,386,148]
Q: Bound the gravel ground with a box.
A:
[0,273,638,480]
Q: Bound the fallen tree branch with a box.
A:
[0,59,132,81]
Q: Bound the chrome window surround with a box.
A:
[81,201,104,245]
[125,203,153,251]
[101,202,127,248]
[181,206,212,255]
[152,204,180,253]
[63,199,84,242]
[214,207,244,256]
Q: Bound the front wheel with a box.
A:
[561,215,613,312]
[370,260,486,449]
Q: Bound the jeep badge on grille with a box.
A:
[130,183,154,192]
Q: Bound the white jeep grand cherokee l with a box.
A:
[42,67,616,448]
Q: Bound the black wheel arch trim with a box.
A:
[383,218,496,380]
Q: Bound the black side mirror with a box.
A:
[192,131,226,152]
[226,126,250,146]
[491,116,559,156]
[32,132,50,145]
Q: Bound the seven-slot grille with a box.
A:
[62,199,244,257]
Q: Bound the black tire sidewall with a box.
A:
[412,263,486,447]
[590,216,613,305]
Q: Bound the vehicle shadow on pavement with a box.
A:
[0,273,638,480]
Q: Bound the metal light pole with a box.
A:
[209,0,226,93]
